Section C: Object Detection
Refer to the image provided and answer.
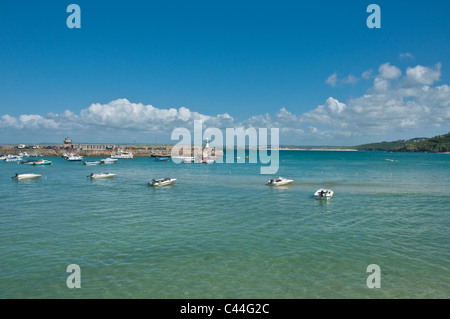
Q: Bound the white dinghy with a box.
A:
[267,177,294,186]
[12,173,42,180]
[314,188,334,199]
[148,178,177,187]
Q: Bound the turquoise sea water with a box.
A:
[0,151,449,298]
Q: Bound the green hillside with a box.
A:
[395,132,450,152]
[353,138,428,151]
[354,132,450,152]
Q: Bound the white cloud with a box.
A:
[1,114,59,130]
[378,62,402,80]
[0,99,236,142]
[404,63,441,85]
[325,72,359,87]
[361,69,373,80]
[399,52,414,60]
[325,73,337,87]
[1,62,449,145]
[303,63,450,140]
[342,74,359,85]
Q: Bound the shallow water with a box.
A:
[0,151,449,298]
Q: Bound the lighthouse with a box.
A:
[202,138,211,159]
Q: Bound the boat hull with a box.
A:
[33,160,52,165]
[83,161,101,166]
[314,189,334,199]
[13,174,42,180]
[90,173,116,179]
[267,178,294,186]
[101,159,118,164]
[148,178,177,187]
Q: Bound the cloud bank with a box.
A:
[1,62,449,145]
[303,62,448,141]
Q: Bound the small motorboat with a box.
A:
[172,156,194,163]
[203,159,215,164]
[150,153,168,158]
[100,158,118,164]
[111,151,133,159]
[154,157,170,162]
[89,173,116,179]
[21,159,37,165]
[83,161,101,166]
[314,189,334,199]
[182,157,195,163]
[33,159,52,166]
[5,155,22,162]
[148,178,177,187]
[267,177,294,186]
[65,154,83,161]
[12,173,42,180]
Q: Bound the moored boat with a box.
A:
[267,177,294,186]
[21,159,37,165]
[5,155,22,162]
[314,188,334,199]
[89,173,116,179]
[33,159,52,166]
[111,151,133,159]
[154,157,169,162]
[148,178,177,187]
[65,154,83,161]
[12,173,42,180]
[83,161,101,165]
[172,156,194,163]
[150,153,169,158]
[182,157,195,163]
[100,158,118,164]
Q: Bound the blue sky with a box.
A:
[1,0,449,145]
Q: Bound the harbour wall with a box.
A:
[0,145,224,158]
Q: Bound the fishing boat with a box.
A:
[100,158,118,164]
[111,151,133,159]
[12,173,42,180]
[314,189,334,199]
[154,157,169,162]
[89,173,116,179]
[267,177,294,186]
[33,159,52,166]
[148,178,177,187]
[83,161,101,166]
